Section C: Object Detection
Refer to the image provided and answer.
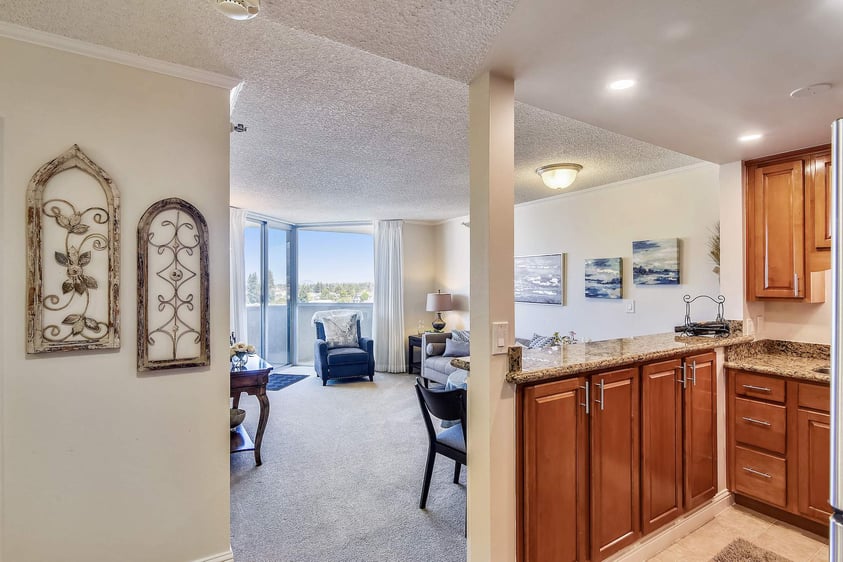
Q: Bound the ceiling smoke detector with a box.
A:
[211,0,260,20]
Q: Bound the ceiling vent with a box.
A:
[211,0,260,20]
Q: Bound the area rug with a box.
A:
[711,538,792,562]
[266,373,309,391]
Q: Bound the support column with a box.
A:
[467,72,516,562]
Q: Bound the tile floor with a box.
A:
[648,505,829,561]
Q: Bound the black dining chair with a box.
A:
[414,377,467,510]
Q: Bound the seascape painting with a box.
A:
[515,254,563,305]
[584,258,622,299]
[633,238,680,285]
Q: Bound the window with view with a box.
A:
[296,228,374,364]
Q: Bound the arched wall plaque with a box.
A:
[137,198,210,371]
[26,145,121,354]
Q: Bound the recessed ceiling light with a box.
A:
[790,83,832,98]
[739,133,763,142]
[608,79,636,90]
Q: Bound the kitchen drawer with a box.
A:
[734,446,787,508]
[798,382,830,412]
[734,372,786,404]
[734,398,786,454]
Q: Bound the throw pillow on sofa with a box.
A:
[443,338,470,357]
[527,333,554,349]
[425,342,446,356]
[451,329,470,342]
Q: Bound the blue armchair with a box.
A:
[313,318,374,386]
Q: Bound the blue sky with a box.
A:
[245,227,374,284]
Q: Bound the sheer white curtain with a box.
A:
[373,220,405,373]
[229,208,248,343]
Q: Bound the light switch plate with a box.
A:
[492,322,509,355]
[624,299,635,313]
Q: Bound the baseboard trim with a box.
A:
[607,490,734,562]
[193,548,234,562]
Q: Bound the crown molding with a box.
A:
[515,162,717,210]
[0,21,241,90]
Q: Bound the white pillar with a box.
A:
[467,72,516,562]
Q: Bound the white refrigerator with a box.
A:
[830,117,843,559]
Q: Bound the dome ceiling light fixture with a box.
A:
[210,0,260,20]
[536,163,583,189]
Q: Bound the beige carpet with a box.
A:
[712,538,793,562]
[231,371,466,562]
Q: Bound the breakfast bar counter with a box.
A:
[506,330,752,384]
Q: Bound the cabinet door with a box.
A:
[591,367,639,561]
[641,358,683,534]
[521,378,588,562]
[751,159,805,298]
[684,352,718,509]
[797,408,832,522]
[812,151,832,250]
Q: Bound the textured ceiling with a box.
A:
[261,0,518,83]
[0,0,700,222]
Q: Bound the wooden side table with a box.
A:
[230,355,273,466]
[408,334,423,374]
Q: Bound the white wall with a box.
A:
[515,164,722,340]
[433,218,471,330]
[434,165,724,341]
[401,222,436,338]
[0,38,232,562]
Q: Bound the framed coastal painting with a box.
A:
[584,258,622,299]
[515,253,563,305]
[633,238,680,285]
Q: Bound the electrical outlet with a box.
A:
[624,299,635,313]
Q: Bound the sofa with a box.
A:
[420,332,468,386]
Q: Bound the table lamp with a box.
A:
[425,290,453,333]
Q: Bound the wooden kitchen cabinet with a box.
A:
[641,358,684,534]
[518,367,640,562]
[590,367,640,561]
[727,369,830,533]
[744,146,829,302]
[520,377,588,562]
[796,382,832,523]
[808,150,832,269]
[640,353,717,534]
[684,352,718,509]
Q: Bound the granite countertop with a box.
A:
[724,339,830,383]
[504,332,752,384]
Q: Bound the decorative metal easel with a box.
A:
[677,294,730,337]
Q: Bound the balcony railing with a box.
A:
[246,302,373,366]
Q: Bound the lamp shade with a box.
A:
[426,292,453,312]
[536,163,583,189]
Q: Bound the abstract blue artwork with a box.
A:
[633,238,680,285]
[514,254,563,305]
[584,258,622,299]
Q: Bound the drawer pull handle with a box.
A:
[742,384,772,393]
[579,382,590,415]
[742,416,771,427]
[742,466,772,479]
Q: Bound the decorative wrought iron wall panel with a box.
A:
[26,145,121,353]
[137,198,210,371]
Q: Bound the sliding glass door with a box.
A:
[244,217,291,366]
